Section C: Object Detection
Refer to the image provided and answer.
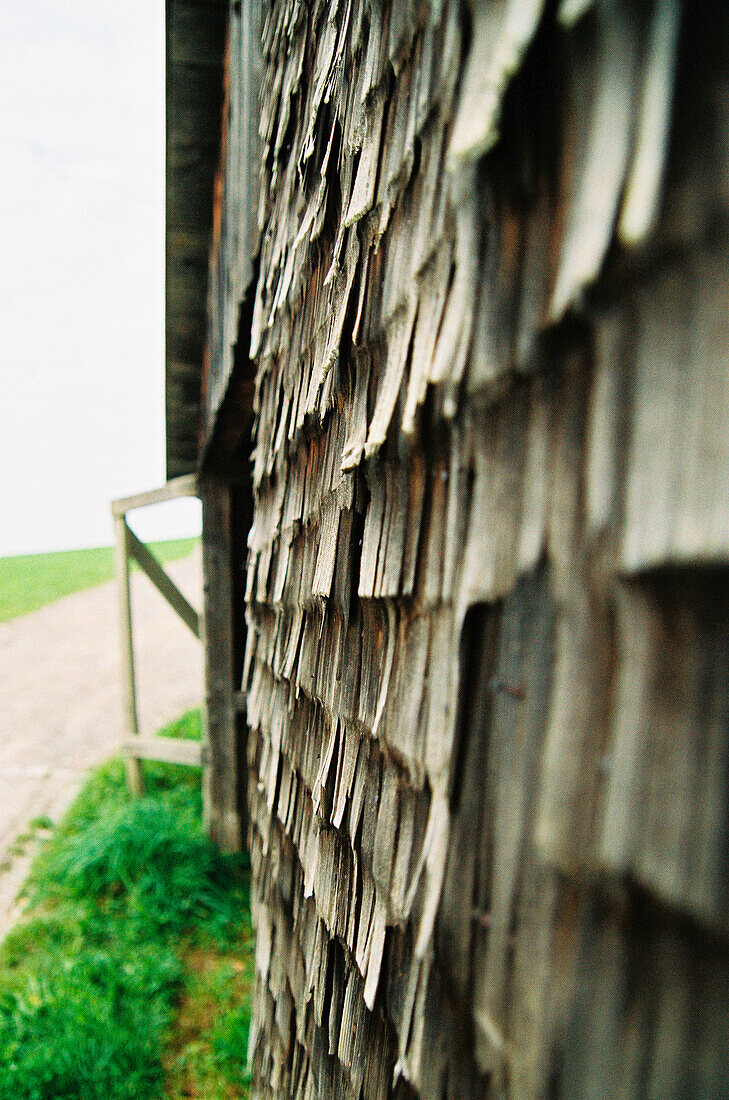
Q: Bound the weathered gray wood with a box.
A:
[125,526,200,639]
[112,475,202,797]
[195,2,729,1097]
[549,1,642,321]
[621,258,729,572]
[111,472,198,517]
[113,515,142,796]
[121,736,203,767]
[200,475,242,853]
[166,0,227,478]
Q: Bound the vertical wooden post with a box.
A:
[200,475,242,852]
[114,514,143,795]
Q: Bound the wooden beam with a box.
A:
[113,515,143,796]
[125,527,201,639]
[200,475,242,853]
[111,473,198,517]
[122,737,203,767]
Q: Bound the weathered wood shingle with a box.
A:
[209,0,729,1096]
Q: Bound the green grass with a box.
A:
[0,709,254,1099]
[0,538,199,623]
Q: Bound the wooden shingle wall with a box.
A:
[232,1,729,1096]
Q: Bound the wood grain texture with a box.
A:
[201,475,242,853]
[199,1,729,1096]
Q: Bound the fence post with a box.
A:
[113,514,143,795]
[200,475,242,852]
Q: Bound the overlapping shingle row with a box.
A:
[230,1,729,1096]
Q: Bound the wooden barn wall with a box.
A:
[220,1,729,1097]
[205,0,263,431]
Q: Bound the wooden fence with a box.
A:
[111,474,203,796]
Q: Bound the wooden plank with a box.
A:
[201,475,243,853]
[113,515,142,796]
[125,527,201,639]
[111,473,198,517]
[122,737,203,767]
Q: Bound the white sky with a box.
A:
[0,1,201,555]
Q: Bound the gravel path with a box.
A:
[0,550,203,937]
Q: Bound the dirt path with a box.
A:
[0,550,204,937]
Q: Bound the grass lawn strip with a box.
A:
[0,537,199,623]
[0,710,253,1099]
